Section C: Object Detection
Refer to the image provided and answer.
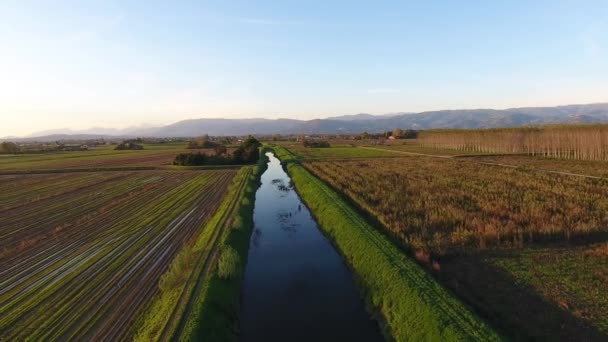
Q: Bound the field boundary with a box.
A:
[167,167,251,340]
[176,150,268,341]
[133,151,267,342]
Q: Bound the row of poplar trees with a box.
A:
[417,124,608,161]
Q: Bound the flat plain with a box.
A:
[0,143,244,340]
[289,143,608,340]
[0,143,224,171]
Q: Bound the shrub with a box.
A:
[115,142,144,150]
[0,141,19,154]
[187,136,221,149]
[303,139,331,148]
[174,136,261,166]
[217,247,241,279]
[231,215,243,230]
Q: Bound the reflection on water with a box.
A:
[239,152,382,342]
[271,178,293,195]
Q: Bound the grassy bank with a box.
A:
[177,151,268,341]
[271,146,501,341]
[134,151,268,341]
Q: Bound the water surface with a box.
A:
[239,152,382,341]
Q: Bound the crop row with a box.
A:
[135,152,267,342]
[0,170,236,340]
[0,172,126,212]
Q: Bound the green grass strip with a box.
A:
[132,171,246,341]
[178,151,268,341]
[272,146,502,342]
[134,150,268,341]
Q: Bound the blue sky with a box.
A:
[1,0,607,136]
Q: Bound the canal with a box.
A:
[239,152,382,341]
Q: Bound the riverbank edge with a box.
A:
[132,149,268,341]
[178,149,269,341]
[270,145,502,341]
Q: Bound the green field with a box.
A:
[1,142,264,341]
[280,144,404,160]
[0,170,237,340]
[0,143,196,171]
[134,163,262,341]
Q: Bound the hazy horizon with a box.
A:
[4,100,608,138]
[2,1,607,136]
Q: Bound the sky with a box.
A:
[1,0,607,136]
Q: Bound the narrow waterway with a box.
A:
[239,152,382,341]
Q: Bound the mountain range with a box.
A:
[8,103,608,141]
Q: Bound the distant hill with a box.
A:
[151,118,302,137]
[28,124,160,138]
[325,113,378,121]
[152,103,608,136]
[7,103,608,140]
[7,134,131,143]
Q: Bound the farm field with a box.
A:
[351,143,608,178]
[465,154,608,178]
[490,244,608,334]
[0,143,225,171]
[300,154,608,339]
[278,144,403,160]
[304,157,608,252]
[0,169,237,340]
[359,143,501,157]
[439,243,608,339]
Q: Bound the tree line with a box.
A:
[174,136,261,166]
[418,124,608,160]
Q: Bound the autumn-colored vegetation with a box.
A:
[297,149,608,339]
[418,124,608,161]
[466,154,608,178]
[304,157,608,254]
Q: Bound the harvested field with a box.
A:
[282,145,402,160]
[304,157,608,253]
[0,170,236,340]
[299,153,608,339]
[360,143,493,157]
[464,154,608,178]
